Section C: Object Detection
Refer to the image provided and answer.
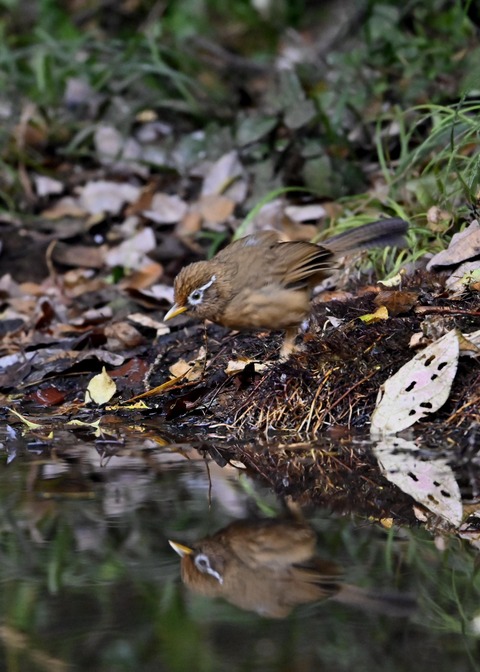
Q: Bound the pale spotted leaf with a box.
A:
[371,329,460,434]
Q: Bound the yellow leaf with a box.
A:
[85,367,116,405]
[8,409,43,430]
[359,305,389,323]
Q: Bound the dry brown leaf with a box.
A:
[169,359,204,382]
[176,210,203,237]
[119,262,163,291]
[128,312,170,336]
[52,243,106,269]
[104,322,146,350]
[197,194,235,223]
[427,220,480,269]
[374,290,418,316]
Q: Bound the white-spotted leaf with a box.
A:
[374,437,462,526]
[371,329,460,434]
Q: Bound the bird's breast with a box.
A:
[220,285,311,331]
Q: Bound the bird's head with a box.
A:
[169,540,225,593]
[164,261,227,323]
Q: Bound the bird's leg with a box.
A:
[201,321,209,375]
[279,327,300,360]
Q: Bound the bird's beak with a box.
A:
[169,540,194,557]
[164,303,188,321]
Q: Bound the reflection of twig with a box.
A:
[0,625,69,672]
[187,36,269,74]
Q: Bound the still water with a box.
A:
[0,423,478,672]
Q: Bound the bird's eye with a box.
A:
[187,275,216,306]
[194,554,211,573]
[189,289,202,303]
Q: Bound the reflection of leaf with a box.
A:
[371,329,460,434]
[373,437,462,527]
[8,408,43,430]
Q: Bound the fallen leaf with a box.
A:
[373,290,418,316]
[41,196,86,219]
[426,205,453,233]
[105,228,156,269]
[458,329,480,356]
[197,194,235,223]
[169,350,206,382]
[176,210,203,237]
[94,125,124,164]
[119,262,163,291]
[127,312,170,337]
[201,150,247,202]
[427,220,480,269]
[33,174,64,197]
[359,305,389,323]
[85,367,117,405]
[27,387,66,406]
[104,322,146,350]
[143,192,188,223]
[52,242,106,269]
[377,269,406,288]
[225,358,269,375]
[8,408,44,430]
[78,180,141,216]
[371,329,460,434]
[284,203,326,222]
[445,261,480,295]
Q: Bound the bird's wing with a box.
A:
[214,231,280,262]
[273,242,335,288]
[226,520,318,569]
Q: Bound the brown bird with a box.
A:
[169,518,415,618]
[164,218,408,358]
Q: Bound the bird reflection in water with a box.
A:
[169,518,415,619]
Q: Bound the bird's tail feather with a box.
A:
[325,218,409,254]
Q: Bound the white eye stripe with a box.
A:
[188,274,216,306]
[194,553,223,584]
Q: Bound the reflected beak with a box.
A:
[164,303,188,321]
[169,540,194,557]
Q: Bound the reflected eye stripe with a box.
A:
[194,552,223,584]
[188,274,217,305]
